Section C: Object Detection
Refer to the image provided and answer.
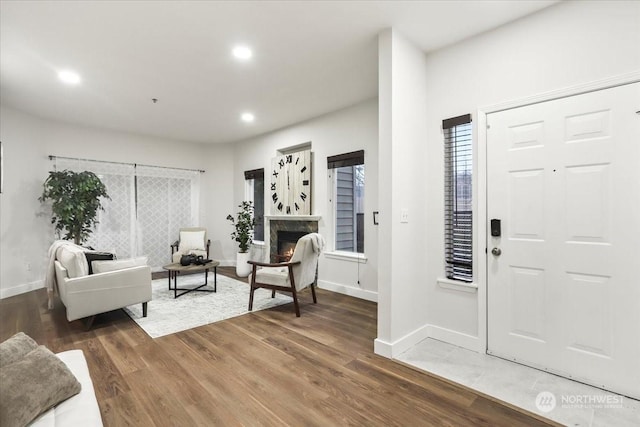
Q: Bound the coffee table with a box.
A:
[162,260,220,298]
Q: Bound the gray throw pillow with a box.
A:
[0,345,82,427]
[0,332,38,368]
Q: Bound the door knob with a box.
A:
[491,247,502,256]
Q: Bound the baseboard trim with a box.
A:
[375,324,431,358]
[0,280,45,299]
[375,324,481,359]
[426,325,482,352]
[317,280,377,302]
[374,338,394,358]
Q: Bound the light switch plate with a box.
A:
[400,209,409,223]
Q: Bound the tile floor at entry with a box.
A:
[397,339,640,427]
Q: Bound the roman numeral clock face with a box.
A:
[270,149,311,215]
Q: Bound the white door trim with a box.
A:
[475,70,640,353]
[482,71,640,114]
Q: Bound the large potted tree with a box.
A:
[226,201,255,277]
[39,170,109,244]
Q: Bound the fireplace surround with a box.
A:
[267,216,319,263]
[276,231,308,262]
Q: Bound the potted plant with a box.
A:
[226,201,255,277]
[39,170,109,245]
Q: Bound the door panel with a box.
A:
[487,82,640,399]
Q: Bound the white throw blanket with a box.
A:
[44,240,85,309]
[307,233,325,253]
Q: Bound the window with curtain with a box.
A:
[244,168,264,242]
[135,165,200,269]
[54,158,136,258]
[328,150,364,253]
[53,157,201,270]
[443,114,473,282]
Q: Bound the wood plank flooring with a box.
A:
[0,267,558,426]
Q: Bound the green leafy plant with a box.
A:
[226,201,255,253]
[39,170,110,244]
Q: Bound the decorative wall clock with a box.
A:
[270,149,311,215]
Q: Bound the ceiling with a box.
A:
[0,0,557,144]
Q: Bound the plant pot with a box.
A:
[236,252,251,277]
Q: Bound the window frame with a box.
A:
[244,168,265,243]
[327,150,365,254]
[443,114,473,283]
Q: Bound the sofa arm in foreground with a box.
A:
[30,349,103,427]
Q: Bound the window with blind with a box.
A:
[443,114,473,282]
[244,168,264,241]
[328,150,365,253]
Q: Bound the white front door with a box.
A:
[487,82,640,399]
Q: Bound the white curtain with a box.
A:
[53,158,201,269]
[54,158,136,257]
[135,165,200,269]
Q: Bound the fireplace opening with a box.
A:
[276,231,307,262]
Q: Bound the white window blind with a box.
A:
[443,114,473,282]
[244,169,264,242]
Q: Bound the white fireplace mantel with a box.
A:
[265,215,321,221]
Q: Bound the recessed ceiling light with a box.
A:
[58,70,81,85]
[232,45,253,60]
[241,112,255,123]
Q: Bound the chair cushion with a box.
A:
[56,245,89,278]
[0,332,38,368]
[91,256,148,274]
[0,345,81,427]
[172,249,207,263]
[179,230,206,252]
[254,267,290,287]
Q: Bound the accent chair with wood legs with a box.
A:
[170,227,211,263]
[247,233,324,317]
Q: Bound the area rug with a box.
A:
[124,272,292,338]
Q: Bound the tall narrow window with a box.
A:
[443,114,473,282]
[328,150,364,253]
[244,168,264,242]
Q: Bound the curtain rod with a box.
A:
[48,155,205,173]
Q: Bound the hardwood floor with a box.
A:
[1,267,558,426]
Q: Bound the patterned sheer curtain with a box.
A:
[135,166,200,269]
[52,158,201,269]
[54,158,136,258]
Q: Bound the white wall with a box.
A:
[380,0,640,355]
[229,99,379,300]
[375,29,431,358]
[201,143,235,265]
[0,106,218,297]
[0,101,377,300]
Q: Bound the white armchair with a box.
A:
[170,227,211,263]
[247,233,324,317]
[53,244,151,328]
